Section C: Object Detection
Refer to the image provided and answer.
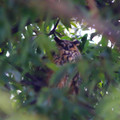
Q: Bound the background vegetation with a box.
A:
[0,0,120,120]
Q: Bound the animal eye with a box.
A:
[69,44,73,48]
[61,43,66,47]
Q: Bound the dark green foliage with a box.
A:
[0,0,120,120]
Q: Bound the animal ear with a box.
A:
[73,40,80,46]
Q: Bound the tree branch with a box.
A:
[78,100,95,115]
[7,60,46,91]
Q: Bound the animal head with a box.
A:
[54,36,80,50]
[54,36,82,65]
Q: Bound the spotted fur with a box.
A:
[54,37,82,65]
[53,36,82,94]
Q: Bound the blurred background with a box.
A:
[0,0,120,120]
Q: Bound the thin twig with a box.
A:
[7,60,46,88]
[78,100,95,115]
[86,0,100,19]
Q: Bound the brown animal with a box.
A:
[53,36,82,94]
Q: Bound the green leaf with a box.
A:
[61,19,71,29]
[99,36,108,47]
